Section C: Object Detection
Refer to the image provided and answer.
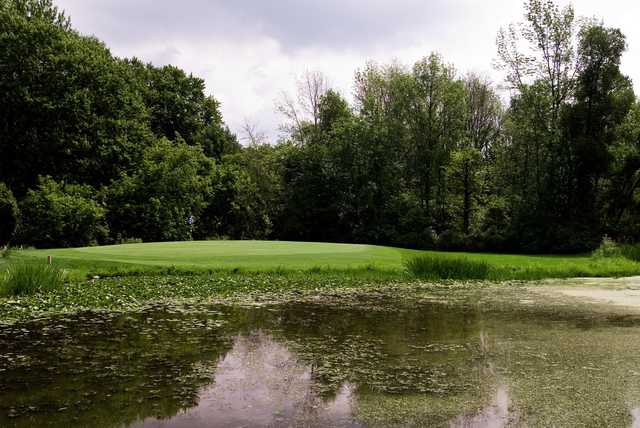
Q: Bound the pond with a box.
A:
[2,285,640,427]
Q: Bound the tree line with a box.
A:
[1,0,639,253]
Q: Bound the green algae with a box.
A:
[2,280,640,426]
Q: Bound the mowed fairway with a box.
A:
[14,241,424,272]
[10,240,640,279]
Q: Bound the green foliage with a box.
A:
[0,2,153,193]
[106,138,214,242]
[197,143,286,240]
[492,2,636,252]
[1,246,11,258]
[318,89,352,134]
[593,236,640,262]
[1,0,69,29]
[127,60,236,150]
[18,177,108,248]
[0,182,19,247]
[2,0,640,253]
[446,147,483,235]
[0,262,64,296]
[196,123,241,161]
[281,141,348,241]
[592,236,622,258]
[405,256,490,280]
[620,245,640,262]
[6,240,640,285]
[0,2,236,197]
[475,197,511,251]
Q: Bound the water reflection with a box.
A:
[632,408,640,428]
[450,385,511,428]
[3,294,640,426]
[135,332,360,427]
[450,330,514,428]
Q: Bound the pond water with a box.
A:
[2,288,640,427]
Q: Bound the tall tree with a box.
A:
[606,103,640,240]
[497,0,636,251]
[277,70,328,145]
[464,74,503,155]
[496,0,577,116]
[565,25,635,238]
[410,54,466,230]
[0,0,151,194]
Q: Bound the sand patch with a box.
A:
[536,276,640,308]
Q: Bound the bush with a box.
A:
[18,177,108,248]
[105,138,214,242]
[1,246,11,258]
[620,244,640,262]
[113,235,143,245]
[405,256,490,280]
[0,182,19,248]
[592,236,640,262]
[592,236,622,258]
[0,263,65,296]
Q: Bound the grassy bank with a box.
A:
[6,240,640,280]
[8,241,417,274]
[1,240,640,321]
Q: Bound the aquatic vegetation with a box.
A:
[2,286,640,426]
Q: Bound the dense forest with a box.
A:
[1,0,640,253]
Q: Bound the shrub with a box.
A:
[1,246,11,258]
[18,177,108,248]
[592,236,622,258]
[0,182,19,248]
[113,235,143,245]
[592,237,640,262]
[0,263,65,296]
[405,256,490,280]
[620,244,640,262]
[18,178,108,248]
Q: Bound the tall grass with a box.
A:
[0,263,65,296]
[405,256,490,280]
[406,252,640,281]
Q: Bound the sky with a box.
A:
[55,0,640,142]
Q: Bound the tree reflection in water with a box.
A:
[135,332,360,428]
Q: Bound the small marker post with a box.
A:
[47,255,52,265]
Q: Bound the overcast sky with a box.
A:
[56,0,640,142]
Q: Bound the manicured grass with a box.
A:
[1,240,640,321]
[11,240,422,275]
[7,240,640,280]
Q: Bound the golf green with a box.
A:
[15,240,424,271]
